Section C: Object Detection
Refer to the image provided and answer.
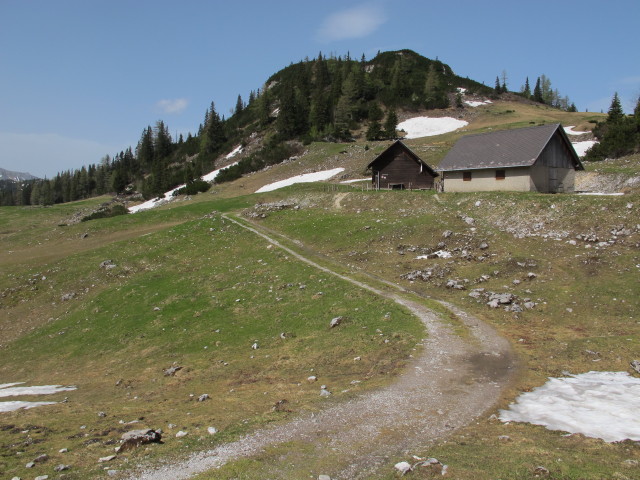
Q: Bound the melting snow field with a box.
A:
[572,140,597,157]
[0,383,77,413]
[255,167,345,193]
[565,125,590,135]
[128,153,241,213]
[397,116,468,139]
[499,371,640,442]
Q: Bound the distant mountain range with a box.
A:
[0,167,38,181]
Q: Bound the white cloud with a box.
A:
[0,132,120,178]
[317,4,386,42]
[156,98,189,114]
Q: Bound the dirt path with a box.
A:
[127,215,516,480]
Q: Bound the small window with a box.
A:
[496,169,506,180]
[463,171,472,181]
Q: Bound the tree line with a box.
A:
[584,93,640,161]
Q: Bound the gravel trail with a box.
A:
[125,215,516,479]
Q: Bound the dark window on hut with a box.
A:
[495,169,506,180]
[463,171,472,181]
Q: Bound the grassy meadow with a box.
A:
[2,101,639,479]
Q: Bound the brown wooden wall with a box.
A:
[370,151,436,189]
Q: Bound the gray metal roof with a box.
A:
[438,123,583,171]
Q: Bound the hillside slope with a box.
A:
[2,100,639,479]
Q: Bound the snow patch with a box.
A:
[464,99,493,108]
[0,383,77,413]
[128,159,240,213]
[225,145,243,159]
[255,168,345,193]
[416,250,451,259]
[500,371,640,443]
[0,401,57,413]
[578,192,624,196]
[0,384,77,397]
[564,126,589,135]
[572,140,597,157]
[397,116,468,139]
[340,178,369,184]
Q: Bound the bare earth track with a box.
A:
[126,214,517,479]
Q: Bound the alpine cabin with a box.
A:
[367,140,439,190]
[438,124,584,193]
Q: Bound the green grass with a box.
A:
[0,199,424,479]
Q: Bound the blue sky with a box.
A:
[1,0,639,178]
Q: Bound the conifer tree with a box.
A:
[383,109,398,139]
[495,76,502,94]
[522,77,531,98]
[533,77,543,103]
[235,94,244,114]
[607,92,624,123]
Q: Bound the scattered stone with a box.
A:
[163,365,182,376]
[272,399,290,412]
[175,431,188,438]
[463,216,475,225]
[99,455,116,463]
[99,260,116,270]
[479,242,489,250]
[524,302,536,309]
[329,316,343,328]
[54,464,70,472]
[307,375,317,382]
[60,292,76,302]
[320,386,331,397]
[394,461,413,475]
[34,454,48,463]
[117,429,162,452]
[59,448,68,453]
[489,292,514,304]
[34,476,49,480]
[107,471,118,477]
[25,462,35,468]
[527,272,537,279]
[251,342,259,349]
[631,360,640,374]
[198,394,209,402]
[442,230,453,238]
[534,465,550,476]
[98,411,107,417]
[446,279,465,290]
[207,427,217,435]
[498,435,511,441]
[318,475,332,480]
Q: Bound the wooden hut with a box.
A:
[367,140,439,190]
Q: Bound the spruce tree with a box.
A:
[235,95,244,114]
[495,76,502,94]
[533,77,543,103]
[523,77,531,98]
[607,92,624,123]
[383,109,398,139]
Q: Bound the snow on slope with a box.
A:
[565,125,590,135]
[397,116,468,139]
[572,140,597,157]
[0,382,77,413]
[256,168,345,193]
[500,371,640,442]
[128,146,243,213]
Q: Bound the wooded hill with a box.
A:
[1,49,597,207]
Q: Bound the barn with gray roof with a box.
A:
[438,123,584,193]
